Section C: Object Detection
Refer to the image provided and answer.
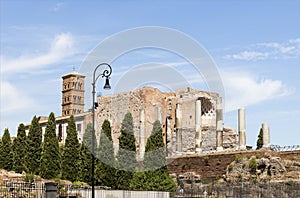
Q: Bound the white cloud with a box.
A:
[0,81,36,113]
[1,32,75,74]
[224,37,300,61]
[221,69,292,112]
[224,51,269,61]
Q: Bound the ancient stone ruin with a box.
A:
[24,72,272,160]
[95,86,239,159]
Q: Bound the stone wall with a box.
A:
[95,86,232,158]
[167,150,300,181]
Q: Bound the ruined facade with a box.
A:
[95,86,239,159]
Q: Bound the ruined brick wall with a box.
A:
[94,86,237,158]
[167,150,300,180]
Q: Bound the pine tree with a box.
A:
[116,113,137,190]
[78,123,93,184]
[61,115,80,182]
[0,128,13,170]
[13,123,27,173]
[130,120,176,192]
[95,120,117,188]
[40,112,60,179]
[256,128,263,150]
[26,116,42,175]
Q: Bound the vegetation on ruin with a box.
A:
[61,115,80,182]
[40,112,60,179]
[26,116,42,175]
[12,123,27,173]
[256,128,263,150]
[116,112,137,190]
[95,120,117,188]
[249,158,257,174]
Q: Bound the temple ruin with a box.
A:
[24,71,271,159]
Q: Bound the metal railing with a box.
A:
[270,144,300,151]
[0,180,44,198]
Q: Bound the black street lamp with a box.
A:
[91,63,112,198]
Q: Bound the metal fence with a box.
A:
[57,185,170,198]
[3,181,299,198]
[0,182,170,198]
[270,144,300,151]
[0,180,44,198]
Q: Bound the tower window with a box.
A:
[77,124,82,133]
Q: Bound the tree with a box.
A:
[13,123,27,173]
[95,120,117,188]
[116,113,137,190]
[61,115,80,182]
[130,120,176,192]
[40,112,60,179]
[77,123,93,184]
[256,128,263,150]
[0,128,13,170]
[144,120,167,171]
[26,116,42,175]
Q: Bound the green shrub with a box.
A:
[24,173,35,183]
[238,174,243,181]
[203,156,209,164]
[235,156,243,163]
[256,154,262,159]
[242,162,247,168]
[249,158,257,174]
[228,164,233,172]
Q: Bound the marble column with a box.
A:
[216,97,224,151]
[166,116,172,156]
[157,106,162,123]
[195,99,202,153]
[238,108,246,150]
[262,122,270,148]
[139,109,146,160]
[176,103,182,152]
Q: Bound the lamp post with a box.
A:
[91,63,112,198]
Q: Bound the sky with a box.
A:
[1,0,300,147]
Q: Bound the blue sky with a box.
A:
[1,0,299,147]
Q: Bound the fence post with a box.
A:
[45,182,58,198]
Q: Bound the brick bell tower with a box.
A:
[61,72,85,116]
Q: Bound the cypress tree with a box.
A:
[95,120,117,188]
[144,120,167,171]
[13,123,27,173]
[131,120,176,191]
[61,115,80,182]
[256,128,263,150]
[0,128,13,170]
[116,113,137,190]
[26,116,42,175]
[78,123,93,184]
[40,112,60,179]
